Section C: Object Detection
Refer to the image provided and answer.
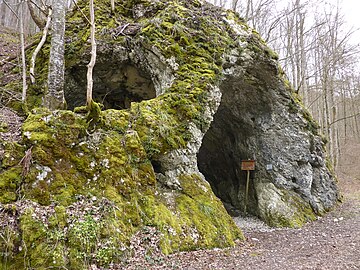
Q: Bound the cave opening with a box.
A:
[197,75,272,217]
[65,61,156,110]
[197,105,258,217]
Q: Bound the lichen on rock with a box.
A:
[0,0,339,268]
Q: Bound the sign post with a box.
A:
[241,160,255,215]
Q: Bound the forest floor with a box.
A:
[0,27,21,87]
[0,27,359,270]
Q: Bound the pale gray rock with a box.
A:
[63,5,339,228]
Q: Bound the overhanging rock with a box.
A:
[197,38,339,226]
[0,0,339,268]
[61,0,338,229]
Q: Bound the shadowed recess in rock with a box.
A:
[198,67,273,218]
[197,105,259,217]
[64,61,156,110]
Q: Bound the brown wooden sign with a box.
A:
[241,160,256,171]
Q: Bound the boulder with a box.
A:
[0,0,339,268]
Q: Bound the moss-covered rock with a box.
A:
[1,2,245,268]
[0,0,339,268]
[0,105,242,268]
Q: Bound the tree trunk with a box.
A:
[19,1,28,103]
[27,0,46,29]
[86,0,96,107]
[45,0,66,110]
[349,87,360,139]
[1,2,7,26]
[342,82,347,143]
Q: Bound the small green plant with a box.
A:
[0,227,17,267]
[0,122,8,132]
[68,214,101,267]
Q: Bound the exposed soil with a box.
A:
[0,107,24,162]
[0,107,23,142]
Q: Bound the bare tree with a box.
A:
[30,6,52,84]
[110,0,114,12]
[1,0,28,102]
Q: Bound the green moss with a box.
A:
[265,191,317,228]
[148,174,243,254]
[0,122,8,132]
[22,109,87,147]
[289,92,320,135]
[53,182,77,206]
[177,174,244,243]
[50,206,67,228]
[0,222,19,267]
[264,47,279,60]
[86,100,103,129]
[325,157,335,176]
[0,142,25,168]
[17,209,53,268]
[0,167,22,203]
[153,202,183,254]
[1,0,248,267]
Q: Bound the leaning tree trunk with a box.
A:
[27,0,46,29]
[44,0,66,110]
[86,0,96,107]
[30,7,52,84]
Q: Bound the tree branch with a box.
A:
[0,41,38,67]
[30,7,52,84]
[86,0,96,106]
[72,0,91,25]
[3,0,19,19]
[27,0,46,29]
[330,112,360,126]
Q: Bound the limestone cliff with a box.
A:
[0,0,339,268]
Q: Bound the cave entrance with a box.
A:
[197,75,272,217]
[197,105,258,217]
[65,61,156,110]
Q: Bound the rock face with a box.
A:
[198,41,338,226]
[0,0,339,268]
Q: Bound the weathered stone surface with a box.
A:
[0,0,339,268]
[198,32,339,226]
[198,33,338,226]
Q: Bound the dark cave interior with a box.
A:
[197,74,273,217]
[65,62,156,110]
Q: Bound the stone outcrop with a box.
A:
[0,0,339,268]
[198,42,338,225]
